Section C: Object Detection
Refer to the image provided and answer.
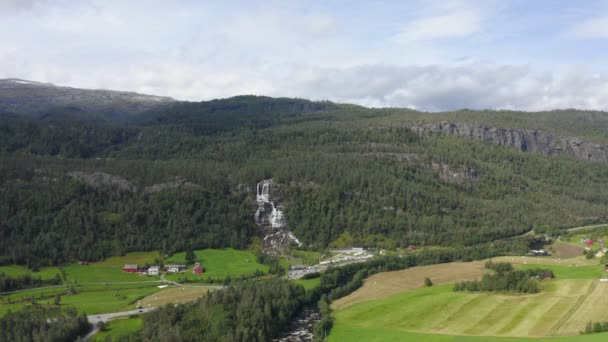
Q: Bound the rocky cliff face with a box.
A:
[409,121,608,162]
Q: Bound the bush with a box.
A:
[424,277,433,287]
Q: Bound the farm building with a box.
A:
[148,266,160,276]
[165,264,186,273]
[122,264,138,273]
[192,263,205,275]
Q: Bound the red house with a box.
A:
[122,264,138,273]
[192,263,205,275]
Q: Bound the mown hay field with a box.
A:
[330,260,608,340]
[332,261,486,310]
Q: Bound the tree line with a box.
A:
[453,261,554,294]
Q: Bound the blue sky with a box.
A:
[2,0,608,111]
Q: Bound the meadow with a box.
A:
[294,277,321,291]
[330,259,608,341]
[0,283,162,316]
[163,248,268,282]
[93,317,142,342]
[332,280,608,338]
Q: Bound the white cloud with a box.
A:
[265,63,608,112]
[394,11,481,42]
[0,0,48,12]
[567,15,608,38]
[1,1,608,112]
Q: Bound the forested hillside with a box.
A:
[1,94,608,266]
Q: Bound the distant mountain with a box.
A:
[0,78,174,120]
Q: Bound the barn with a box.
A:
[122,264,138,273]
[192,263,205,275]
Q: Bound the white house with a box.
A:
[165,264,186,273]
[148,266,160,276]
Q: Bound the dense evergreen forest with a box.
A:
[2,96,608,265]
[0,307,90,342]
[110,279,306,342]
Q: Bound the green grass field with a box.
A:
[517,264,604,279]
[329,325,608,342]
[0,265,63,280]
[294,277,321,291]
[331,278,608,340]
[0,283,163,316]
[93,317,142,341]
[164,248,268,282]
[0,251,162,284]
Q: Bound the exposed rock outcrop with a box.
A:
[431,163,479,185]
[409,121,608,162]
[142,178,200,194]
[67,171,135,192]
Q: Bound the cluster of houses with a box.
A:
[579,238,608,258]
[122,263,205,275]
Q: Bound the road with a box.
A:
[84,307,157,340]
[566,223,608,233]
[82,276,225,340]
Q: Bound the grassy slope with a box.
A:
[294,277,321,291]
[93,317,142,342]
[331,256,608,341]
[163,248,268,282]
[329,325,608,342]
[0,251,161,283]
[331,281,598,339]
[0,283,161,316]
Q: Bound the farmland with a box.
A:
[330,259,608,341]
[0,283,162,316]
[332,261,486,310]
[0,249,267,317]
[139,287,209,308]
[163,248,268,282]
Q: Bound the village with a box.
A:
[122,262,205,276]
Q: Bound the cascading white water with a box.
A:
[255,179,286,228]
[254,179,301,249]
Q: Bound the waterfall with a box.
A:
[254,179,301,251]
[255,179,286,228]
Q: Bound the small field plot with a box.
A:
[0,283,162,316]
[93,317,142,342]
[517,264,604,279]
[294,277,321,291]
[333,278,604,338]
[63,251,162,283]
[332,261,485,310]
[552,241,585,259]
[492,256,597,267]
[164,249,268,282]
[139,286,208,307]
[58,283,161,314]
[0,265,63,280]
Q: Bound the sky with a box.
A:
[2,0,608,111]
